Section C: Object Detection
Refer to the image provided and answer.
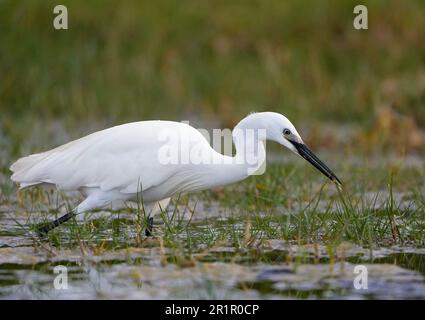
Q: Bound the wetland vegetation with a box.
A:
[0,0,424,299]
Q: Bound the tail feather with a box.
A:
[10,153,50,188]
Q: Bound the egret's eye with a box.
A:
[283,129,291,136]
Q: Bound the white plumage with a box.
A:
[12,121,185,193]
[10,112,341,233]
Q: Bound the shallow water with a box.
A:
[0,207,424,300]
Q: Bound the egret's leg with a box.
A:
[145,216,154,237]
[143,198,171,237]
[36,192,113,236]
[37,211,77,235]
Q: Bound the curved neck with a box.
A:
[232,125,266,175]
[196,123,266,190]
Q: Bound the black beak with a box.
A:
[289,140,342,186]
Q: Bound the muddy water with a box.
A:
[0,209,424,299]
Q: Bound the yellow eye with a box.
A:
[283,129,291,136]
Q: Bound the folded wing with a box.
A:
[10,121,191,194]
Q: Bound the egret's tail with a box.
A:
[9,153,50,189]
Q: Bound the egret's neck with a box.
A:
[196,123,266,190]
[232,126,266,175]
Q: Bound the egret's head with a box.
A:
[248,112,342,186]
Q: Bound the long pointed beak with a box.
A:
[289,140,342,186]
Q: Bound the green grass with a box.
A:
[7,161,423,254]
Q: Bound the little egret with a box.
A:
[10,112,341,235]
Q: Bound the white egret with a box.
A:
[10,112,341,235]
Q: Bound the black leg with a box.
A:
[37,211,76,236]
[145,216,154,237]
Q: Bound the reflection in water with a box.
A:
[0,240,424,299]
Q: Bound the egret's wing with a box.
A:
[10,121,184,193]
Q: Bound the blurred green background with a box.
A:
[0,0,424,162]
